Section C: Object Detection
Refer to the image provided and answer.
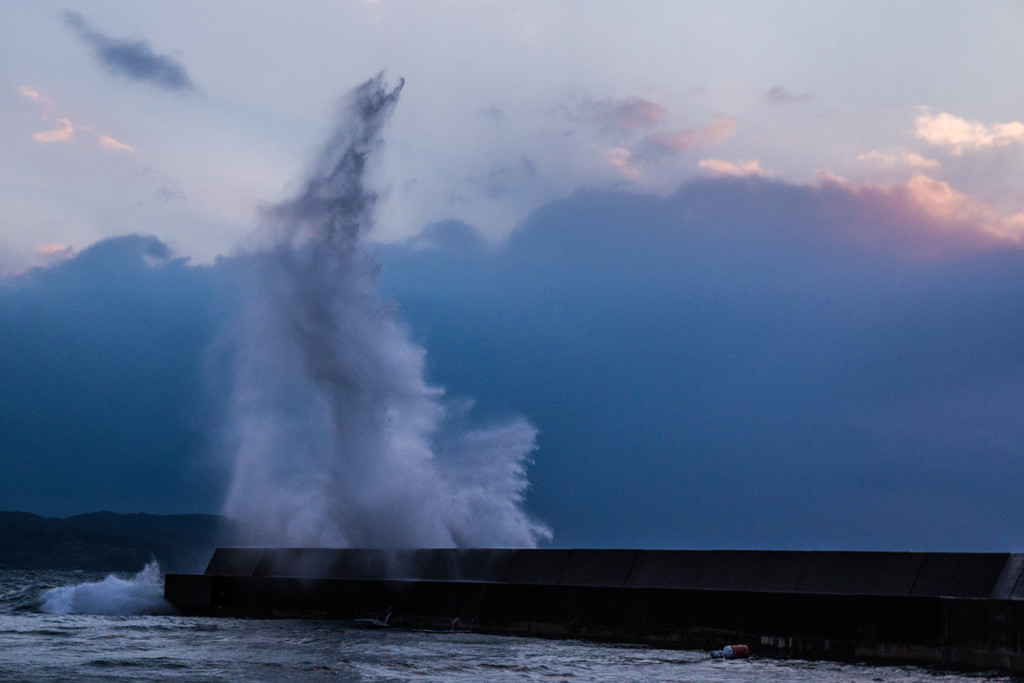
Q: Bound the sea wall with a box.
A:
[165,549,1024,671]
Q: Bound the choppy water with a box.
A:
[0,568,1019,682]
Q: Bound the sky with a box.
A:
[2,1,1024,550]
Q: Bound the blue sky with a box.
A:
[2,2,1024,549]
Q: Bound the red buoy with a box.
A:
[723,644,750,659]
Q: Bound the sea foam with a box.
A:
[39,561,172,616]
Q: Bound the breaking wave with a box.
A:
[39,561,172,616]
[220,74,550,548]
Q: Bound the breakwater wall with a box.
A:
[165,549,1024,671]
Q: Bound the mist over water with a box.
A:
[221,75,549,548]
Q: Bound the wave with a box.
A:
[0,578,50,614]
[221,74,550,548]
[39,561,173,616]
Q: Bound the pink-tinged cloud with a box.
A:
[916,112,1024,156]
[856,150,939,170]
[902,175,979,221]
[32,118,76,142]
[17,86,55,114]
[20,85,129,152]
[588,144,641,180]
[820,173,1022,259]
[34,244,74,264]
[702,116,738,144]
[99,135,134,152]
[35,244,70,256]
[645,129,699,154]
[698,158,764,177]
[641,115,737,157]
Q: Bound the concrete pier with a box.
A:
[165,549,1024,672]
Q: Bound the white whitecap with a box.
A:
[40,561,173,616]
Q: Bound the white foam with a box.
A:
[39,561,173,615]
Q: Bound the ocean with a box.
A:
[0,566,1017,682]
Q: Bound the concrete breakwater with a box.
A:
[165,548,1024,672]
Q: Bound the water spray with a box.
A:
[220,75,549,549]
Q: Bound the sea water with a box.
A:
[0,568,1016,682]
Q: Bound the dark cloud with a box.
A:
[0,236,222,515]
[63,11,195,91]
[5,177,1024,552]
[766,85,811,104]
[378,177,1024,551]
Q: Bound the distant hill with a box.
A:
[0,511,246,573]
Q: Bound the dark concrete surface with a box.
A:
[166,549,1024,672]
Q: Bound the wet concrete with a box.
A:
[165,548,1024,672]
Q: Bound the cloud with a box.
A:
[698,158,764,177]
[378,176,1024,549]
[6,176,1024,550]
[34,244,69,256]
[765,85,810,104]
[901,174,976,220]
[17,86,55,115]
[576,96,667,132]
[404,220,488,253]
[916,111,1024,156]
[466,158,538,199]
[34,244,74,266]
[99,135,134,152]
[587,144,642,180]
[18,86,76,142]
[32,118,77,143]
[856,150,940,170]
[0,235,222,515]
[64,11,195,91]
[138,166,185,203]
[826,173,1021,250]
[701,116,738,144]
[19,85,136,153]
[640,115,737,158]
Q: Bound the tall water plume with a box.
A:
[221,75,549,548]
